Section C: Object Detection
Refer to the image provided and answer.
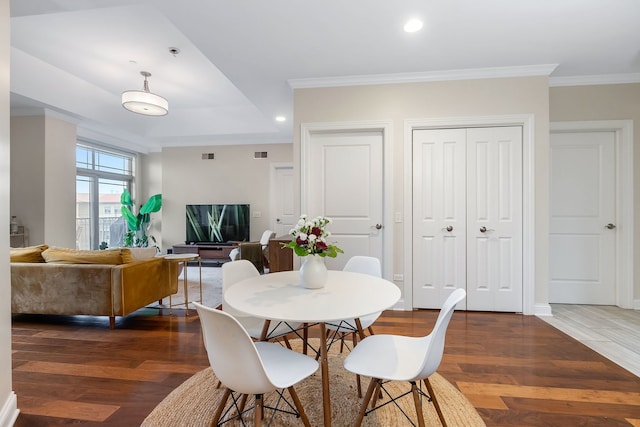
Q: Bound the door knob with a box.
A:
[480,226,494,233]
[605,223,616,230]
[375,224,383,230]
[442,225,453,232]
[276,218,281,223]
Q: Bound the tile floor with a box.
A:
[540,304,640,377]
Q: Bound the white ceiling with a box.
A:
[10,0,640,153]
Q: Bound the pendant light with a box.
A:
[122,71,168,116]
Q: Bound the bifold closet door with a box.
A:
[412,126,523,312]
[466,127,522,312]
[412,129,467,309]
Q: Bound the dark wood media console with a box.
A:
[172,243,238,262]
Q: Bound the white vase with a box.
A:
[299,254,328,289]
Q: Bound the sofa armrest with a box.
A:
[112,257,179,315]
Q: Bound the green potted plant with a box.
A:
[120,189,162,247]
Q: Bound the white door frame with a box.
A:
[269,162,294,235]
[301,120,394,284]
[404,115,537,314]
[551,120,634,309]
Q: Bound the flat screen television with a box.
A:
[186,204,250,244]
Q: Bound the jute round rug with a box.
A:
[141,339,485,426]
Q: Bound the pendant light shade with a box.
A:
[122,71,168,116]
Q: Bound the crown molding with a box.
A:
[549,73,640,87]
[10,107,80,125]
[288,64,559,89]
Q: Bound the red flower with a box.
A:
[296,236,307,246]
[316,241,328,251]
[311,226,322,237]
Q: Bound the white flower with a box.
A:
[299,232,308,240]
[309,234,317,242]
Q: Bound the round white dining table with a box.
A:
[224,269,401,427]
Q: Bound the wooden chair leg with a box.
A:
[239,394,248,413]
[371,381,382,409]
[424,377,447,427]
[303,323,309,355]
[254,394,263,427]
[410,381,426,427]
[288,386,311,427]
[356,374,362,398]
[354,377,378,427]
[283,335,293,349]
[212,388,231,426]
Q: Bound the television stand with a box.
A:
[172,243,238,264]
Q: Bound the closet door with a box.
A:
[466,127,522,312]
[412,126,523,312]
[412,129,467,309]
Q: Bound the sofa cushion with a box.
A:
[10,244,49,263]
[42,247,125,265]
[120,247,158,263]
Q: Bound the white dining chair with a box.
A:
[324,255,382,397]
[343,288,466,427]
[325,255,383,343]
[222,259,301,342]
[194,302,318,426]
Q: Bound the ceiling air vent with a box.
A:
[254,151,268,159]
[201,153,215,160]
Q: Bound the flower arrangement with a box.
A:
[283,215,344,258]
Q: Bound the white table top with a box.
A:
[225,270,401,323]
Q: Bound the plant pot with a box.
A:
[299,254,328,289]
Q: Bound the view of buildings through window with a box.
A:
[76,144,134,250]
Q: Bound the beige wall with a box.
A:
[10,116,45,245]
[140,152,163,250]
[43,116,76,247]
[10,114,76,248]
[1,0,19,423]
[550,83,640,304]
[161,144,293,251]
[293,76,551,310]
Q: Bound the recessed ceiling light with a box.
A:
[275,116,286,122]
[404,19,423,33]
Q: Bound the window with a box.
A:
[76,143,135,249]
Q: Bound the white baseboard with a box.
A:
[0,392,19,427]
[633,299,640,310]
[534,303,553,317]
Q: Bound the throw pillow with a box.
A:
[42,247,125,265]
[120,247,158,263]
[10,244,49,263]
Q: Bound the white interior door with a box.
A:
[271,164,295,237]
[305,131,384,271]
[549,131,616,304]
[412,126,522,312]
[466,127,523,312]
[412,129,467,309]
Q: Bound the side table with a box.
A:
[163,253,202,315]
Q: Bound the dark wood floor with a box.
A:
[11,307,640,427]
